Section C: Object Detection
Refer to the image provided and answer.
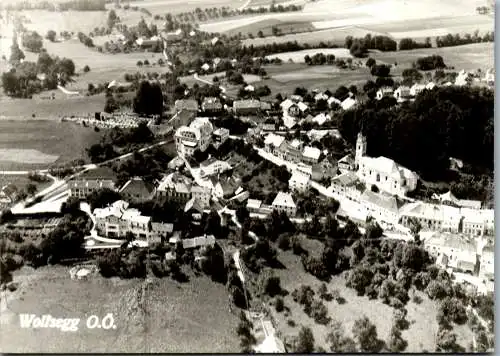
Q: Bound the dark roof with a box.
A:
[78,166,116,180]
[119,177,155,198]
[175,99,199,112]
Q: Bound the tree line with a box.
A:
[2,0,106,11]
[436,31,494,48]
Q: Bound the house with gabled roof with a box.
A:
[338,154,356,173]
[264,133,285,156]
[271,191,296,217]
[174,99,199,113]
[302,146,321,165]
[399,202,462,233]
[376,87,394,100]
[361,190,405,224]
[119,177,155,201]
[423,232,477,274]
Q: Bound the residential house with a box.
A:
[290,95,303,102]
[156,173,193,204]
[68,166,117,199]
[314,92,329,102]
[355,132,418,196]
[280,139,303,163]
[423,232,477,274]
[201,97,223,113]
[338,154,356,173]
[280,99,301,129]
[425,82,436,90]
[308,129,335,142]
[399,202,462,233]
[210,175,239,200]
[247,199,263,213]
[162,28,183,42]
[182,235,216,249]
[199,157,232,177]
[271,191,297,217]
[302,146,321,165]
[312,113,330,126]
[483,68,494,85]
[330,171,362,201]
[119,177,155,201]
[184,196,204,220]
[328,96,342,108]
[167,156,185,170]
[410,83,426,97]
[168,109,196,130]
[244,84,255,92]
[288,169,311,192]
[212,127,229,148]
[191,185,212,208]
[233,99,263,116]
[461,208,494,237]
[479,244,494,281]
[361,190,404,224]
[433,191,482,210]
[376,87,394,100]
[174,99,199,113]
[175,117,213,156]
[150,222,174,244]
[264,133,285,156]
[340,97,357,110]
[394,86,411,102]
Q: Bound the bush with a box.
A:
[277,234,290,250]
[83,65,90,73]
[287,319,296,327]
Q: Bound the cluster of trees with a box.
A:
[398,37,432,51]
[304,53,337,66]
[132,81,164,116]
[414,55,446,71]
[237,84,271,99]
[436,31,494,48]
[338,86,494,182]
[77,31,94,48]
[345,34,397,57]
[22,31,43,52]
[2,51,76,98]
[240,160,291,203]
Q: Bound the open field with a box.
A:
[126,0,244,15]
[0,175,52,193]
[0,266,240,353]
[270,242,474,352]
[225,19,315,38]
[266,48,352,62]
[0,120,103,170]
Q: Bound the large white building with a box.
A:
[355,132,418,196]
[175,117,213,156]
[271,191,297,217]
[423,232,477,274]
[288,169,311,192]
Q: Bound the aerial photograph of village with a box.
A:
[0,0,495,352]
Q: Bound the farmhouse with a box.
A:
[423,232,477,274]
[271,191,297,217]
[355,132,418,196]
[175,117,213,156]
[135,35,161,48]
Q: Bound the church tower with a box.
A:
[355,131,367,169]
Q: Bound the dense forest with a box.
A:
[337,86,494,181]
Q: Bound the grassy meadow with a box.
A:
[0,266,240,353]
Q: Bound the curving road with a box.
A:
[193,73,227,94]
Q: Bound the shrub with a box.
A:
[83,65,90,73]
[275,296,285,312]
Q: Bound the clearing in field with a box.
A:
[266,48,352,63]
[0,149,58,165]
[127,0,243,15]
[1,266,240,353]
[269,242,475,352]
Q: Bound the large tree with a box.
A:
[352,316,384,352]
[133,81,164,116]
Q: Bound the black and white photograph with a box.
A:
[0,0,495,352]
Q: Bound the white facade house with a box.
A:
[199,157,232,177]
[423,232,477,273]
[328,96,342,108]
[410,83,426,97]
[355,132,418,196]
[330,171,362,201]
[312,113,330,126]
[461,208,494,237]
[302,146,321,165]
[271,191,297,217]
[175,117,213,156]
[394,86,411,102]
[479,244,494,281]
[455,70,473,86]
[288,169,311,192]
[264,133,285,155]
[399,202,462,233]
[376,87,394,100]
[212,127,229,148]
[361,190,402,225]
[341,97,357,110]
